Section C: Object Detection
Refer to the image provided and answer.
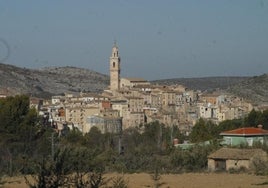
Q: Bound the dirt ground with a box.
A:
[2,172,268,188]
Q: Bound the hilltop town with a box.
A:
[23,43,257,136]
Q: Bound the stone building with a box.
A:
[208,148,267,172]
[120,78,150,88]
[65,106,100,130]
[110,42,120,91]
[85,115,122,134]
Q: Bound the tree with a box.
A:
[25,148,71,188]
[61,128,84,146]
[170,144,218,172]
[142,121,166,152]
[189,119,218,143]
[0,95,42,175]
[171,125,186,145]
[245,109,263,126]
[261,110,268,129]
[0,95,31,134]
[83,127,105,150]
[217,119,243,133]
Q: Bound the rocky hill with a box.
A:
[0,63,109,98]
[227,74,268,105]
[1,63,267,105]
[152,77,249,91]
[153,74,268,105]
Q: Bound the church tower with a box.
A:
[110,42,121,91]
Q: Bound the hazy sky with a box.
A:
[0,0,267,80]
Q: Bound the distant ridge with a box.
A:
[152,77,249,91]
[1,63,267,104]
[153,74,268,105]
[227,74,268,105]
[0,63,109,98]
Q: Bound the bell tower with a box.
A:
[110,42,121,91]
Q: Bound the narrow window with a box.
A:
[113,62,115,67]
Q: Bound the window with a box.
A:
[113,62,115,67]
[225,137,232,145]
[246,138,253,146]
[259,138,264,144]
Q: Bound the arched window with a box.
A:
[113,62,115,67]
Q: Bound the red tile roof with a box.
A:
[220,127,268,136]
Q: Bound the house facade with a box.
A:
[220,127,268,146]
[208,148,267,172]
[120,78,150,88]
[85,115,122,134]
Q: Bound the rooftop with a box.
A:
[220,127,268,136]
[208,148,266,160]
[123,77,148,82]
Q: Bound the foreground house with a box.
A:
[220,127,268,146]
[208,148,267,171]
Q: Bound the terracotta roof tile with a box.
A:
[220,127,268,136]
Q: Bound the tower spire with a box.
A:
[109,42,121,90]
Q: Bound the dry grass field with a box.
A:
[2,172,268,188]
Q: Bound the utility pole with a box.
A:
[158,123,162,150]
[170,124,173,145]
[51,132,55,159]
[118,134,121,154]
[118,123,123,155]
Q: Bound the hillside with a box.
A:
[1,63,267,104]
[153,74,268,105]
[152,77,249,91]
[227,74,268,105]
[0,63,109,98]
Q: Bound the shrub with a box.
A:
[252,157,268,175]
[111,176,129,188]
[228,166,247,174]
